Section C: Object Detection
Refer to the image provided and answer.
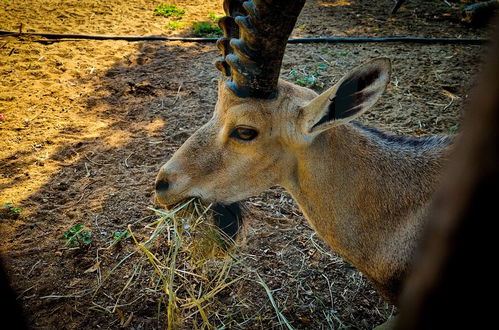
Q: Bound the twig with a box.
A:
[443,98,455,111]
[40,289,92,299]
[26,260,42,277]
[57,182,93,208]
[92,251,137,297]
[124,153,133,168]
[255,272,294,330]
[318,54,331,65]
[84,153,110,166]
[170,82,183,106]
[111,264,142,313]
[321,274,335,311]
[84,162,91,177]
[16,285,36,300]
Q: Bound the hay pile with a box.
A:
[88,200,247,328]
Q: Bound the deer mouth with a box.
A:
[155,195,244,241]
[211,202,243,240]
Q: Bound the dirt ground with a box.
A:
[0,0,492,329]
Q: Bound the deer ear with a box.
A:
[299,58,391,135]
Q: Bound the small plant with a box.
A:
[295,75,317,86]
[166,20,186,30]
[62,224,92,246]
[288,65,328,88]
[208,12,223,22]
[154,3,185,19]
[2,202,22,217]
[332,49,351,57]
[289,69,319,87]
[113,230,131,243]
[192,21,223,37]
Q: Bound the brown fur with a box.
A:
[156,58,454,305]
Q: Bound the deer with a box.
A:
[155,0,454,307]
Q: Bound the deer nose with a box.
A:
[155,178,170,193]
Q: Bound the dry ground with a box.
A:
[0,0,491,329]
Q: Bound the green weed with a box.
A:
[154,3,185,19]
[208,12,223,22]
[289,69,319,87]
[295,75,317,86]
[288,63,328,88]
[113,230,131,243]
[63,224,92,246]
[166,21,186,30]
[192,21,222,37]
[2,202,22,218]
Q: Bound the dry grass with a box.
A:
[89,199,247,328]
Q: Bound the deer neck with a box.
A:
[281,123,451,301]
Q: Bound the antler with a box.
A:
[215,0,306,99]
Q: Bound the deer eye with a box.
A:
[230,127,258,141]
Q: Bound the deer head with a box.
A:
[155,0,391,210]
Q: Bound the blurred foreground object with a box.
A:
[0,259,29,329]
[396,17,499,330]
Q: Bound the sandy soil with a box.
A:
[0,0,491,329]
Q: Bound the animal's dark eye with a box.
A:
[230,127,258,141]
